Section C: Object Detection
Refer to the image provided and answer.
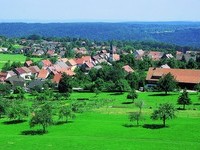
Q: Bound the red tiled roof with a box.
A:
[37,69,49,79]
[67,59,77,66]
[146,68,200,84]
[75,58,85,65]
[85,62,94,69]
[122,65,134,73]
[82,56,91,63]
[113,54,120,61]
[25,60,33,67]
[62,69,75,76]
[52,73,62,84]
[148,51,164,61]
[29,66,40,74]
[47,50,55,55]
[42,60,52,67]
[0,72,7,82]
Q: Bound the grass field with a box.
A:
[0,92,200,150]
[0,53,42,70]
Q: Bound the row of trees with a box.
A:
[129,88,192,127]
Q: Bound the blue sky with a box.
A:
[0,0,200,22]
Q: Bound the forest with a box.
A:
[1,22,200,47]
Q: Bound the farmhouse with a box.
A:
[146,67,200,89]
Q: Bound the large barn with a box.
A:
[146,68,200,89]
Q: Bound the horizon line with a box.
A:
[1,19,200,24]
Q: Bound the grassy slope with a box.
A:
[0,92,200,150]
[0,53,42,70]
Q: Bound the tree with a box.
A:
[194,83,200,94]
[58,105,75,123]
[129,112,141,126]
[58,73,72,94]
[0,100,6,118]
[6,100,29,121]
[186,58,197,69]
[151,103,176,127]
[135,99,144,113]
[177,89,191,110]
[30,103,53,133]
[115,79,131,93]
[158,73,177,95]
[127,89,138,103]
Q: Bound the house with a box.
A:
[148,51,164,61]
[27,79,45,91]
[75,58,85,66]
[59,58,68,63]
[82,56,92,63]
[52,73,62,84]
[162,54,174,59]
[0,72,7,83]
[32,50,45,56]
[122,65,134,73]
[62,69,75,76]
[6,75,26,88]
[6,71,17,79]
[55,61,69,69]
[0,47,8,52]
[40,59,52,67]
[66,59,77,71]
[176,52,196,62]
[24,60,33,67]
[84,62,94,71]
[109,54,120,62]
[160,64,170,69]
[14,67,32,80]
[28,66,40,77]
[134,50,145,59]
[46,50,55,56]
[37,69,49,79]
[146,67,200,89]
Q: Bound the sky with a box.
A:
[0,0,200,22]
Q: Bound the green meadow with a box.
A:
[0,53,42,70]
[0,92,200,150]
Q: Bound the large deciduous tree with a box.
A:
[158,73,177,95]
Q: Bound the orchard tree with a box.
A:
[135,99,144,113]
[151,103,176,127]
[158,73,177,95]
[127,89,138,103]
[129,112,141,126]
[177,89,191,110]
[30,102,53,133]
[58,105,75,123]
[6,100,29,121]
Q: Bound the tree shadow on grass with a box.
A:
[148,93,178,97]
[110,93,124,96]
[193,103,200,106]
[143,124,168,129]
[21,130,46,135]
[122,101,134,104]
[2,120,26,125]
[54,120,74,126]
[122,123,140,128]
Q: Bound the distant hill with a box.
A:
[1,22,200,47]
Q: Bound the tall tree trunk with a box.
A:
[183,104,185,110]
[137,119,139,126]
